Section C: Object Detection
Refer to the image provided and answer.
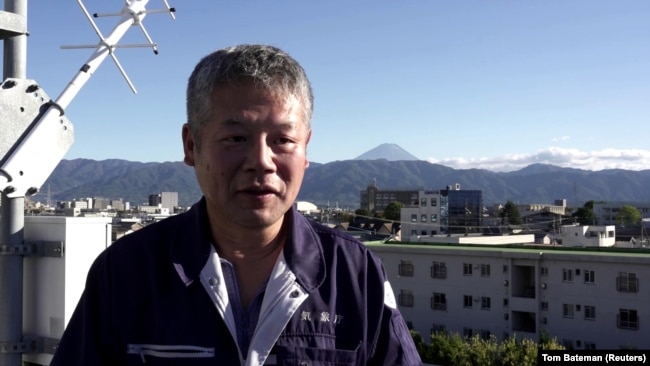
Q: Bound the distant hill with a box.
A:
[354,143,420,161]
[35,159,202,207]
[33,159,650,209]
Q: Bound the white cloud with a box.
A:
[552,136,570,142]
[426,147,650,172]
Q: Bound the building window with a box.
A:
[584,305,596,320]
[563,304,575,318]
[584,270,595,284]
[463,295,473,308]
[463,328,473,338]
[617,272,638,293]
[503,298,509,308]
[618,309,639,330]
[480,330,491,340]
[563,339,574,350]
[540,267,548,276]
[431,292,447,311]
[421,198,427,206]
[541,302,549,311]
[481,264,491,277]
[410,214,417,222]
[431,198,437,206]
[431,261,447,279]
[562,268,573,282]
[431,214,437,222]
[584,342,596,350]
[503,265,508,273]
[399,260,414,277]
[398,290,414,307]
[421,214,427,222]
[410,230,417,236]
[463,263,473,276]
[481,296,491,310]
[431,324,446,335]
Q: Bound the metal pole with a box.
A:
[1,0,27,365]
[0,195,24,366]
[2,0,27,78]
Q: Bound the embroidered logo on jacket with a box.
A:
[300,311,344,325]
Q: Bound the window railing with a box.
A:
[617,277,639,293]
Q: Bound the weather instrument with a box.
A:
[0,0,175,199]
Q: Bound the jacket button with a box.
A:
[290,290,300,298]
[299,362,309,366]
[209,277,218,286]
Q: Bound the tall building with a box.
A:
[110,198,125,211]
[401,185,483,239]
[93,197,110,210]
[148,193,161,206]
[149,192,179,211]
[359,182,418,215]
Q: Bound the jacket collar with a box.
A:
[283,207,326,292]
[170,198,213,281]
[171,198,326,292]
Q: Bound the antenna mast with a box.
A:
[0,2,174,364]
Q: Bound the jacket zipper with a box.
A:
[127,344,215,363]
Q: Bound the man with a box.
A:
[51,44,421,365]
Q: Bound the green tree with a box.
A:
[572,200,597,225]
[354,208,369,217]
[411,330,564,365]
[616,205,642,226]
[499,200,523,225]
[383,201,404,221]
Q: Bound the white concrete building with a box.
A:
[559,224,615,247]
[368,242,650,350]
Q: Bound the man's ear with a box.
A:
[182,124,196,167]
[304,129,312,169]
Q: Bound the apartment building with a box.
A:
[368,242,650,350]
[593,201,650,225]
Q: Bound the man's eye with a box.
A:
[275,137,293,145]
[225,136,246,143]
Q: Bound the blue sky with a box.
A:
[9,0,650,172]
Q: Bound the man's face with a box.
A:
[182,85,311,232]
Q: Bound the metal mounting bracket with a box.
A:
[0,337,59,354]
[0,241,64,257]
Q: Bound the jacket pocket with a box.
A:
[127,344,215,364]
[274,344,358,366]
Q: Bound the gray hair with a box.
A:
[186,44,313,141]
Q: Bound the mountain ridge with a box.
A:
[32,158,650,209]
[354,143,420,161]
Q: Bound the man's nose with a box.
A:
[245,138,276,172]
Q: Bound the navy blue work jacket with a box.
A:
[50,198,422,365]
